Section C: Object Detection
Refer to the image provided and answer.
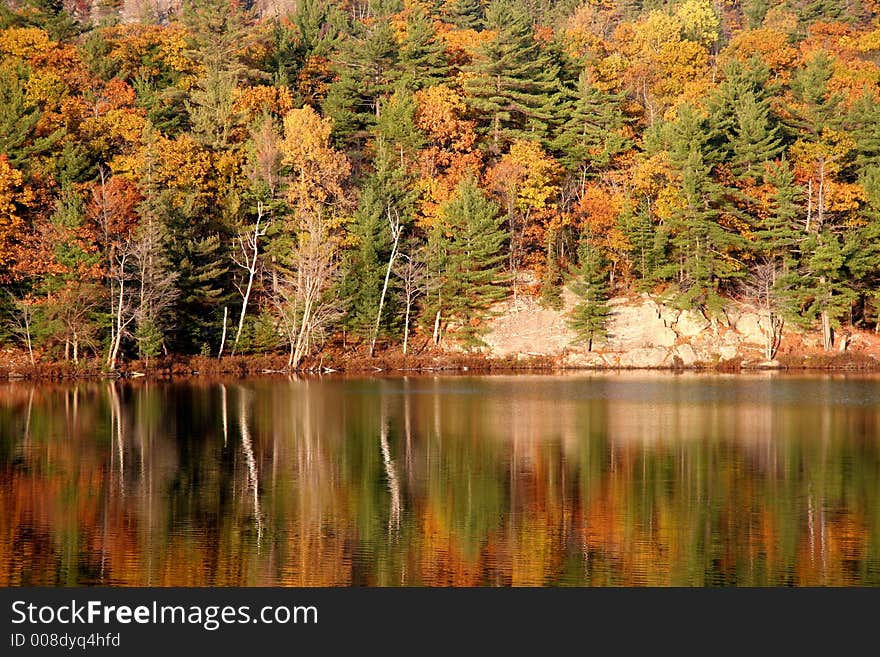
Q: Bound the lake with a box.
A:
[1,373,879,586]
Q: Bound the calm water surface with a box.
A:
[2,373,880,586]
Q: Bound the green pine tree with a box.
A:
[135,317,164,366]
[758,159,802,266]
[323,20,401,152]
[567,241,610,351]
[540,230,564,310]
[849,92,880,170]
[728,91,785,181]
[342,144,416,343]
[462,0,562,157]
[622,203,665,287]
[0,62,64,172]
[424,176,508,347]
[172,233,230,354]
[658,105,745,315]
[554,70,632,178]
[442,0,485,30]
[707,59,780,174]
[784,52,844,139]
[181,0,261,150]
[801,231,857,350]
[399,6,450,90]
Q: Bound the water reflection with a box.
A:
[1,374,879,586]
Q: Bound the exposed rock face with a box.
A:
[482,292,769,368]
[69,0,299,26]
[481,294,577,357]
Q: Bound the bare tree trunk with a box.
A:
[291,293,315,369]
[369,208,402,358]
[821,309,832,351]
[403,300,411,356]
[232,201,268,356]
[806,179,813,233]
[819,275,833,351]
[432,309,441,345]
[218,305,228,359]
[23,313,34,366]
[107,261,127,370]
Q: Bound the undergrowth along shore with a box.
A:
[2,348,880,381]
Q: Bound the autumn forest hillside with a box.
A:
[2,0,880,371]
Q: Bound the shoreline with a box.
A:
[2,348,879,381]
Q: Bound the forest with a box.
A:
[2,0,880,370]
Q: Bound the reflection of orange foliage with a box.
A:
[419,508,483,586]
[2,383,880,587]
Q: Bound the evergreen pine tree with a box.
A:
[181,0,260,150]
[728,91,785,181]
[323,20,401,152]
[342,142,416,342]
[424,176,508,347]
[399,6,450,90]
[442,0,485,30]
[0,63,64,173]
[621,203,664,286]
[344,181,394,340]
[567,240,610,351]
[659,105,745,315]
[11,0,80,40]
[540,230,564,310]
[462,0,562,157]
[743,0,770,28]
[172,233,230,354]
[706,58,780,174]
[745,160,803,359]
[758,159,802,266]
[802,230,857,350]
[849,92,880,170]
[554,70,632,178]
[784,52,844,139]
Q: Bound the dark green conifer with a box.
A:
[424,176,508,347]
[399,7,450,90]
[462,0,562,157]
[567,240,610,351]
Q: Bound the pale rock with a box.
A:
[563,351,609,367]
[673,344,698,366]
[606,298,677,350]
[732,310,765,345]
[673,311,711,338]
[617,347,671,368]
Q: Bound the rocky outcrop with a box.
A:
[482,292,771,368]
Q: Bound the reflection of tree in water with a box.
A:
[0,377,879,586]
[236,386,263,546]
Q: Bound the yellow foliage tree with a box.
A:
[0,156,31,274]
